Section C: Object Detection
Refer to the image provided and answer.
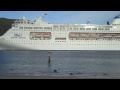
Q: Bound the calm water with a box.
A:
[0,50,120,78]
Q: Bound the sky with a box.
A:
[0,11,120,25]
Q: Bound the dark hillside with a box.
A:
[0,18,15,36]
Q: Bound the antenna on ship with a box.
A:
[107,21,110,25]
[41,13,47,18]
[87,20,90,24]
[37,13,47,19]
[44,13,47,16]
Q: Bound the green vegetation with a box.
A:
[0,18,16,36]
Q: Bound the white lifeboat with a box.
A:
[69,33,79,37]
[80,33,89,37]
[43,33,51,37]
[35,33,42,37]
[114,34,120,37]
[100,34,112,37]
[90,34,99,37]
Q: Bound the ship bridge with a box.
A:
[111,15,120,26]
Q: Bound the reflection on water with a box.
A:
[0,50,120,78]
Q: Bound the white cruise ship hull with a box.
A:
[0,38,120,50]
[1,15,120,51]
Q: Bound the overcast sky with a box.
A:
[0,11,120,25]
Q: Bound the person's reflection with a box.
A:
[47,60,52,75]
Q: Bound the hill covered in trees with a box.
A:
[0,18,16,36]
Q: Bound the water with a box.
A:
[0,50,120,78]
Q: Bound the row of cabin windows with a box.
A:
[9,30,120,34]
[54,28,110,30]
[7,40,67,43]
[70,39,120,40]
[14,21,34,24]
[10,43,65,45]
[10,43,120,46]
[19,27,111,30]
[18,30,112,32]
[6,40,45,42]
[53,25,112,27]
[70,39,120,41]
[112,24,120,25]
[7,40,120,44]
[64,43,113,45]
[7,38,111,42]
[11,29,120,33]
[55,41,66,42]
[7,39,120,43]
[19,27,52,29]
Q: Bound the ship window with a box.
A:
[44,27,52,29]
[24,27,32,29]
[80,28,85,30]
[19,27,23,29]
[86,28,91,30]
[92,28,97,30]
[98,28,104,30]
[70,28,72,30]
[105,28,110,30]
[74,28,76,30]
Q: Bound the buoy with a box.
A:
[94,75,97,76]
[10,69,14,70]
[103,73,107,75]
[70,73,73,75]
[54,70,57,73]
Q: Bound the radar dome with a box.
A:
[111,15,120,25]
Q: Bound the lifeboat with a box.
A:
[43,33,51,37]
[69,33,79,38]
[100,34,112,37]
[112,34,117,36]
[80,33,89,37]
[35,33,42,37]
[114,34,120,37]
[90,34,99,37]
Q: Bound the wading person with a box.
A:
[48,52,51,63]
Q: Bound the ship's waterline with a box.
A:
[1,15,120,50]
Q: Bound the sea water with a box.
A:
[0,50,120,78]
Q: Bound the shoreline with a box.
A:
[0,74,120,79]
[0,75,79,79]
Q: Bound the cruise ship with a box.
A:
[0,15,120,50]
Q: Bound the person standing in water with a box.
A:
[48,52,51,63]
